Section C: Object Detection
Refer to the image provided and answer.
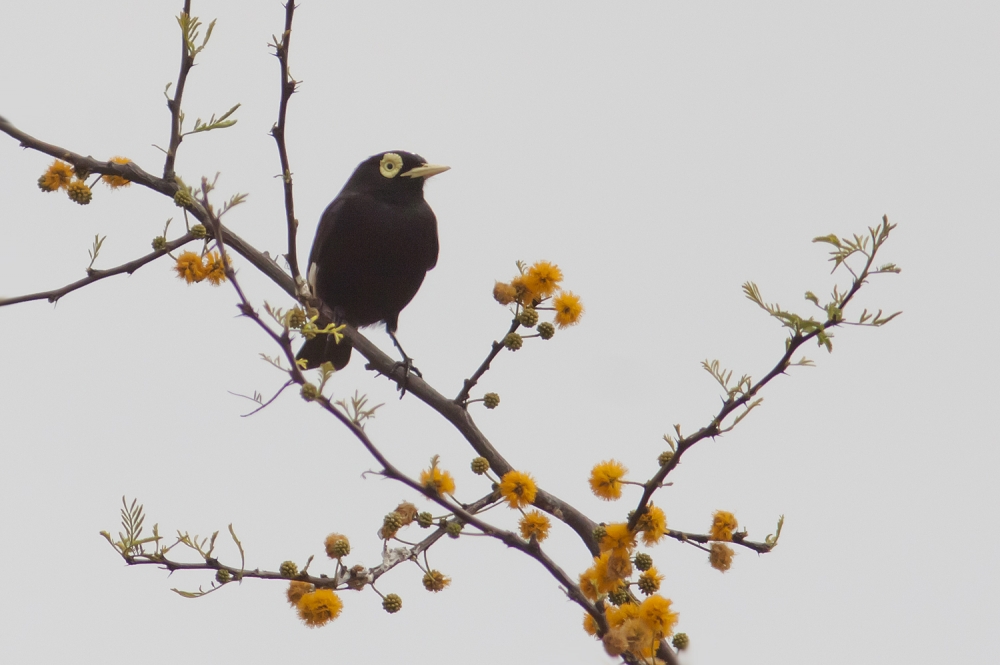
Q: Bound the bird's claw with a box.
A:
[391,358,422,398]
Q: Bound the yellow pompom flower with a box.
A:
[639,594,678,638]
[710,510,738,542]
[553,291,584,327]
[419,457,456,496]
[492,280,517,305]
[102,156,132,189]
[510,274,537,306]
[578,566,600,601]
[636,504,667,546]
[524,260,563,297]
[39,160,75,191]
[499,470,537,508]
[599,523,636,553]
[590,549,632,594]
[286,580,314,607]
[202,251,228,285]
[174,251,207,283]
[589,459,628,501]
[518,510,551,542]
[605,601,640,629]
[709,542,734,572]
[296,588,343,627]
[582,612,599,636]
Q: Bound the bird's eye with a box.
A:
[379,153,404,179]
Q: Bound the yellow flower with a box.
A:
[710,510,738,541]
[297,588,343,627]
[419,457,456,496]
[523,260,563,297]
[174,251,207,283]
[102,156,132,189]
[637,504,667,546]
[583,612,599,636]
[589,459,628,501]
[614,618,655,659]
[605,601,640,629]
[639,594,678,638]
[579,566,600,601]
[499,470,537,509]
[492,280,517,305]
[202,250,228,285]
[39,160,75,191]
[422,569,451,592]
[709,542,734,572]
[637,566,663,595]
[553,291,583,327]
[286,580,314,607]
[591,549,632,594]
[599,523,636,553]
[518,510,551,542]
[510,274,536,306]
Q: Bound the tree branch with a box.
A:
[0,232,195,307]
[269,1,302,282]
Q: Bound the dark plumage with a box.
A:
[297,151,448,371]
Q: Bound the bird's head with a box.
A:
[344,151,449,203]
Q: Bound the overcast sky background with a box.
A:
[1,2,997,663]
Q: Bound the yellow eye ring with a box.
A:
[379,153,404,178]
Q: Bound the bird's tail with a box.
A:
[296,334,353,371]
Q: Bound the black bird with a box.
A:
[297,151,448,373]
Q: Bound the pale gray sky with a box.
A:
[1,2,997,663]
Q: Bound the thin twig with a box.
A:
[163,0,195,180]
[628,222,893,533]
[0,233,195,307]
[454,318,520,403]
[270,1,301,282]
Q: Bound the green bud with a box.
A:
[537,322,555,340]
[503,332,523,351]
[300,383,318,401]
[471,457,490,475]
[174,189,193,208]
[634,552,653,572]
[151,236,168,251]
[482,393,500,409]
[190,223,208,239]
[279,560,298,578]
[382,593,402,613]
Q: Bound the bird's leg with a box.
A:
[386,330,422,396]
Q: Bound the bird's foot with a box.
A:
[391,357,422,398]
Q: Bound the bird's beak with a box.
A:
[401,163,450,179]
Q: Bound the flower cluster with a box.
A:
[173,250,228,285]
[492,260,584,338]
[584,593,679,660]
[36,157,133,206]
